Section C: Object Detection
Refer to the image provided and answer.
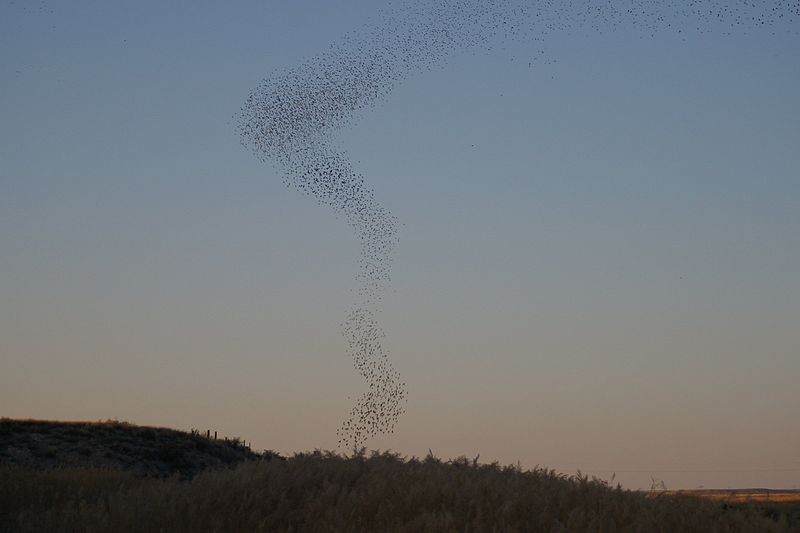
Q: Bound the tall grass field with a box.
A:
[1,419,798,532]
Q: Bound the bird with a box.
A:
[236,0,800,450]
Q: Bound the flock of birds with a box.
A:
[236,0,798,449]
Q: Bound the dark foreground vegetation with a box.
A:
[0,418,271,479]
[2,420,798,532]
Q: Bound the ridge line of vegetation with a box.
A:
[2,419,798,531]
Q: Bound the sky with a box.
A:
[1,1,799,489]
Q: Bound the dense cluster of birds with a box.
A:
[236,0,798,449]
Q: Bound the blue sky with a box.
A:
[2,1,799,488]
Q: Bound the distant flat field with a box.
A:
[661,490,800,504]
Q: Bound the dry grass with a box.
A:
[2,449,798,532]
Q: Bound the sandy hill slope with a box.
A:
[0,418,279,479]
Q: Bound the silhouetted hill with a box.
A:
[0,418,279,479]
